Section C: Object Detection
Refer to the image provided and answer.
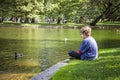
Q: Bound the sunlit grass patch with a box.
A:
[51,48,120,80]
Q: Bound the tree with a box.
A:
[0,0,44,23]
[45,0,90,24]
[0,0,119,24]
[89,0,120,26]
[17,0,44,23]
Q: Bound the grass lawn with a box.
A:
[97,21,120,26]
[0,21,85,28]
[0,21,120,28]
[50,48,120,80]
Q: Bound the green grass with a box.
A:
[0,21,85,28]
[97,21,120,26]
[40,22,85,27]
[0,21,120,27]
[50,48,120,80]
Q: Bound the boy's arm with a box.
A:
[77,50,83,55]
[78,40,89,54]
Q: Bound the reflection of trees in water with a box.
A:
[96,26,120,30]
[98,40,120,49]
[38,40,72,71]
[39,47,50,71]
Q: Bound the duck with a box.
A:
[14,52,23,60]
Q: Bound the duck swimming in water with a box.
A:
[14,52,23,60]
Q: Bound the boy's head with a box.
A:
[80,26,91,39]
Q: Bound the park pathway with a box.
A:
[31,60,69,80]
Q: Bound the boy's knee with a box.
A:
[68,50,73,55]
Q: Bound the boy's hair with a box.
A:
[80,26,91,36]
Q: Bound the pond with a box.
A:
[0,26,120,80]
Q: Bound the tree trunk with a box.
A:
[31,18,35,23]
[90,15,103,26]
[0,18,2,23]
[20,17,23,23]
[15,17,19,22]
[10,17,14,21]
[90,2,112,26]
[24,17,30,23]
[57,17,61,24]
[105,3,120,21]
[0,17,5,23]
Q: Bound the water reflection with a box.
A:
[96,25,120,30]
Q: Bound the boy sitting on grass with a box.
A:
[68,26,98,60]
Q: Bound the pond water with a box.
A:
[0,26,120,79]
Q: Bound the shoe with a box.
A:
[69,57,76,60]
[63,59,70,63]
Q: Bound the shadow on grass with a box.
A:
[97,40,120,49]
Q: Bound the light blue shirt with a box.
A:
[80,36,98,60]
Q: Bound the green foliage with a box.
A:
[45,0,101,23]
[0,0,44,18]
[89,0,120,21]
[0,0,119,23]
